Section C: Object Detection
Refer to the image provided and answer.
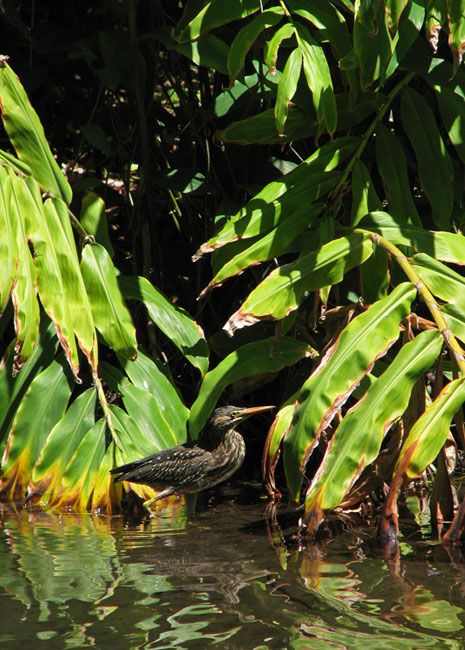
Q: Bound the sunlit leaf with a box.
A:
[224,233,373,334]
[81,242,137,360]
[189,337,312,437]
[174,0,263,43]
[0,359,73,500]
[80,192,114,257]
[448,0,465,69]
[119,275,208,376]
[275,47,302,135]
[0,59,72,204]
[227,8,284,82]
[395,377,465,480]
[358,212,465,264]
[195,137,359,256]
[0,168,16,313]
[283,282,417,500]
[353,0,393,88]
[28,387,97,505]
[303,330,442,524]
[264,23,294,72]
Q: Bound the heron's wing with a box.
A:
[110,445,209,486]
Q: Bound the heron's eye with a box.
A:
[230,410,241,418]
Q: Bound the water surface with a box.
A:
[1,486,465,649]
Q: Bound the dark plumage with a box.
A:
[110,405,274,516]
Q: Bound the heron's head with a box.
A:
[207,405,274,433]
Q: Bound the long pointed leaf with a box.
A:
[0,59,72,204]
[28,388,97,505]
[81,242,137,360]
[189,337,312,437]
[304,330,442,524]
[224,233,373,334]
[119,275,208,376]
[283,282,417,500]
[395,377,465,480]
[0,359,73,499]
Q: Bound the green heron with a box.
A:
[110,405,274,516]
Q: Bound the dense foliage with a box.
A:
[1,1,465,542]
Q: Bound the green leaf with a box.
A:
[56,419,107,510]
[384,0,410,33]
[358,212,465,264]
[294,22,337,133]
[275,47,302,135]
[0,59,72,204]
[29,387,97,505]
[196,137,359,255]
[435,85,465,165]
[395,377,465,480]
[118,348,189,438]
[286,0,352,58]
[264,23,295,72]
[80,192,114,257]
[120,383,182,449]
[174,0,263,43]
[375,123,421,225]
[303,330,442,518]
[224,233,373,334]
[81,242,137,360]
[189,337,312,437]
[202,202,324,295]
[119,275,209,376]
[411,253,465,312]
[353,0,393,87]
[0,168,17,313]
[351,160,381,226]
[400,86,453,229]
[283,282,417,500]
[448,0,465,69]
[0,359,73,500]
[15,177,80,379]
[8,174,40,365]
[227,8,284,82]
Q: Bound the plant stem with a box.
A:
[355,228,465,376]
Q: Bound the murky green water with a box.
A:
[1,486,465,649]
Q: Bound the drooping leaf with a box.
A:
[0,59,72,204]
[28,387,97,505]
[447,0,465,69]
[411,253,465,312]
[294,22,337,133]
[394,377,465,480]
[224,233,373,334]
[275,47,302,135]
[119,275,208,376]
[15,177,80,379]
[227,8,284,82]
[353,0,393,88]
[174,0,263,43]
[264,23,295,72]
[80,192,114,257]
[55,419,107,511]
[283,282,417,500]
[189,337,312,437]
[0,359,73,500]
[435,85,465,165]
[118,348,189,438]
[202,202,324,295]
[400,86,453,229]
[0,168,17,313]
[8,175,40,366]
[303,330,443,527]
[195,137,359,257]
[81,242,137,360]
[358,212,465,264]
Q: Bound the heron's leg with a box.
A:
[143,488,175,518]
